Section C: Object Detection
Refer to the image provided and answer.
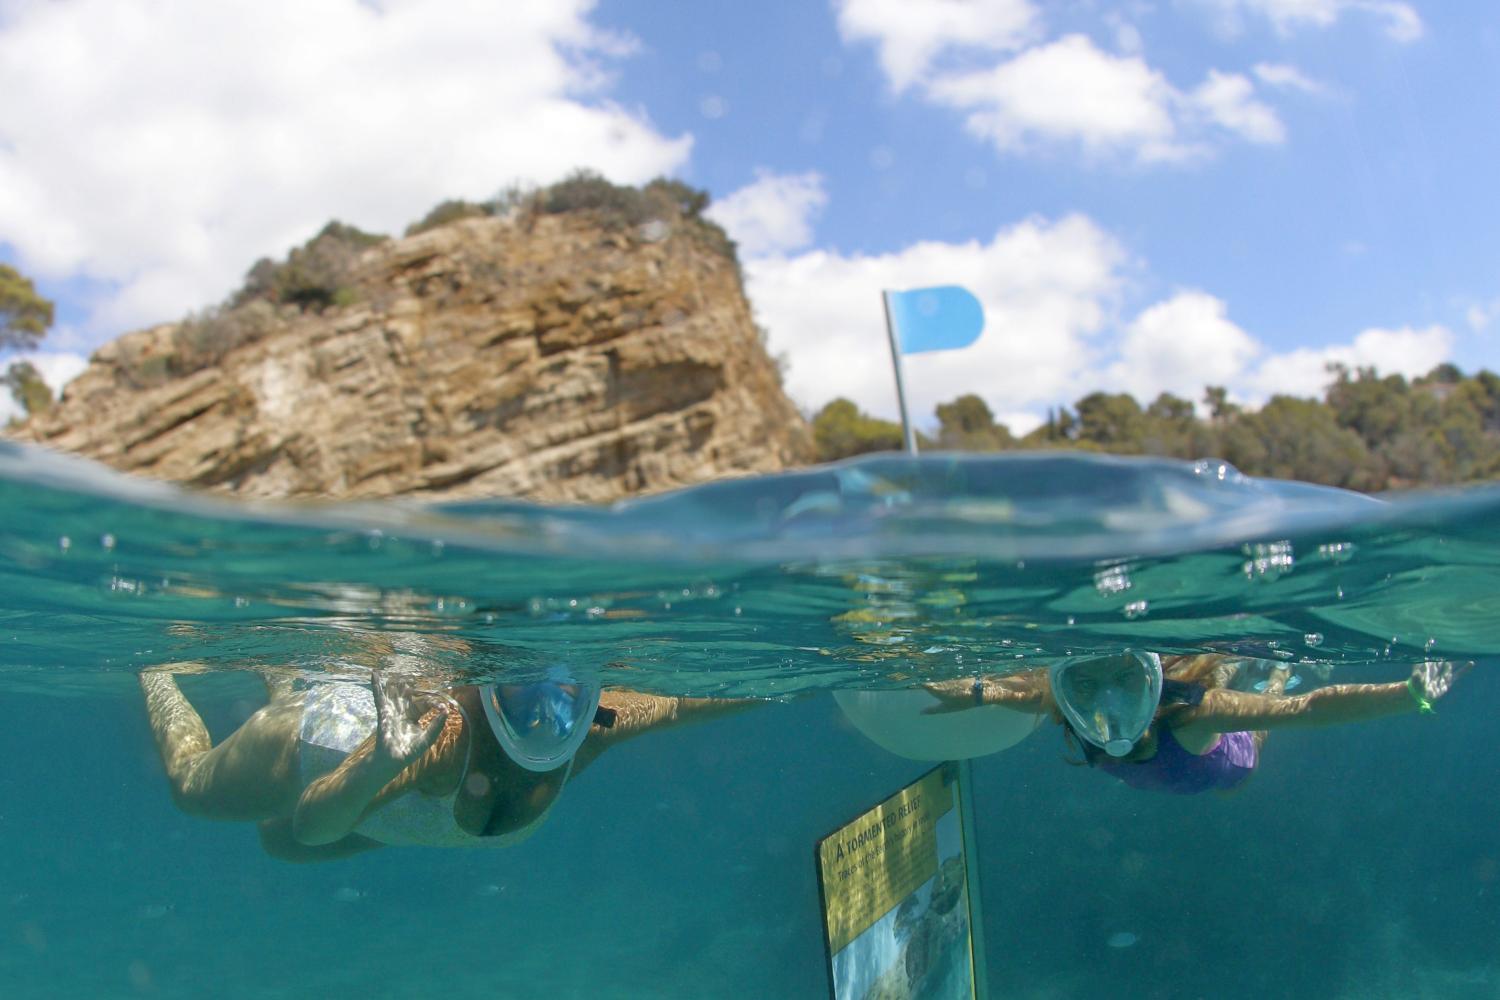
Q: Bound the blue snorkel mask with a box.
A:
[1049,651,1164,758]
[479,668,602,772]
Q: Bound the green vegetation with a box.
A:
[404,199,489,236]
[812,364,1500,491]
[406,172,737,266]
[232,221,387,312]
[3,360,51,417]
[935,394,1013,450]
[1,264,55,416]
[165,300,280,382]
[0,263,53,351]
[812,398,928,458]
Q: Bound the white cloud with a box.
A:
[706,170,827,258]
[1465,299,1500,333]
[1252,62,1329,95]
[1246,324,1453,399]
[1193,0,1422,42]
[742,214,1128,425]
[1105,291,1261,403]
[0,0,691,342]
[928,35,1180,160]
[926,35,1283,163]
[1187,70,1285,144]
[0,350,89,424]
[833,0,1040,91]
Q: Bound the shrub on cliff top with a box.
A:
[232,220,387,312]
[171,300,279,374]
[404,172,739,268]
[531,172,736,264]
[125,218,385,385]
[405,199,488,237]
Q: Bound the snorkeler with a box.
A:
[140,665,752,861]
[924,653,1464,794]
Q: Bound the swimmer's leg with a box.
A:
[139,669,303,822]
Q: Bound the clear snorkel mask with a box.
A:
[479,668,601,773]
[1049,651,1163,758]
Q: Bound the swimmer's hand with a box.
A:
[1409,661,1470,703]
[371,672,449,775]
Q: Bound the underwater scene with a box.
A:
[2,441,1498,999]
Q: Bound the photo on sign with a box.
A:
[816,765,977,1000]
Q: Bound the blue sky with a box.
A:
[1,0,1494,430]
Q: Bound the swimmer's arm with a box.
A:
[257,818,383,863]
[569,691,762,778]
[1172,682,1419,739]
[923,670,1052,715]
[292,707,463,846]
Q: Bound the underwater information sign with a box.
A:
[815,763,978,999]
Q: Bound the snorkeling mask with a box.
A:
[1049,651,1163,758]
[479,668,601,772]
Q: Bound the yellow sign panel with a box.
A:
[816,766,953,954]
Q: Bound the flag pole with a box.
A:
[881,291,919,455]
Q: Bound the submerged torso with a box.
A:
[296,681,565,847]
[1094,724,1257,795]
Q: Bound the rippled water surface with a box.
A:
[5,443,1498,691]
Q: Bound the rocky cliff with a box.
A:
[14,197,812,502]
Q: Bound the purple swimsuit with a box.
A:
[1095,724,1257,795]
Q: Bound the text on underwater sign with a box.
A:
[816,766,951,954]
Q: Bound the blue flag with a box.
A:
[886,285,985,354]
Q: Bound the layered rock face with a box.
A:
[16,212,812,501]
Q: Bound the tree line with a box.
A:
[812,364,1500,491]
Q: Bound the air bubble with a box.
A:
[1095,564,1132,596]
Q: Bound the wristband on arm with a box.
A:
[1406,675,1435,716]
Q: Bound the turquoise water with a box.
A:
[2,441,1498,998]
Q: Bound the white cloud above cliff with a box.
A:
[706,170,827,257]
[0,0,690,339]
